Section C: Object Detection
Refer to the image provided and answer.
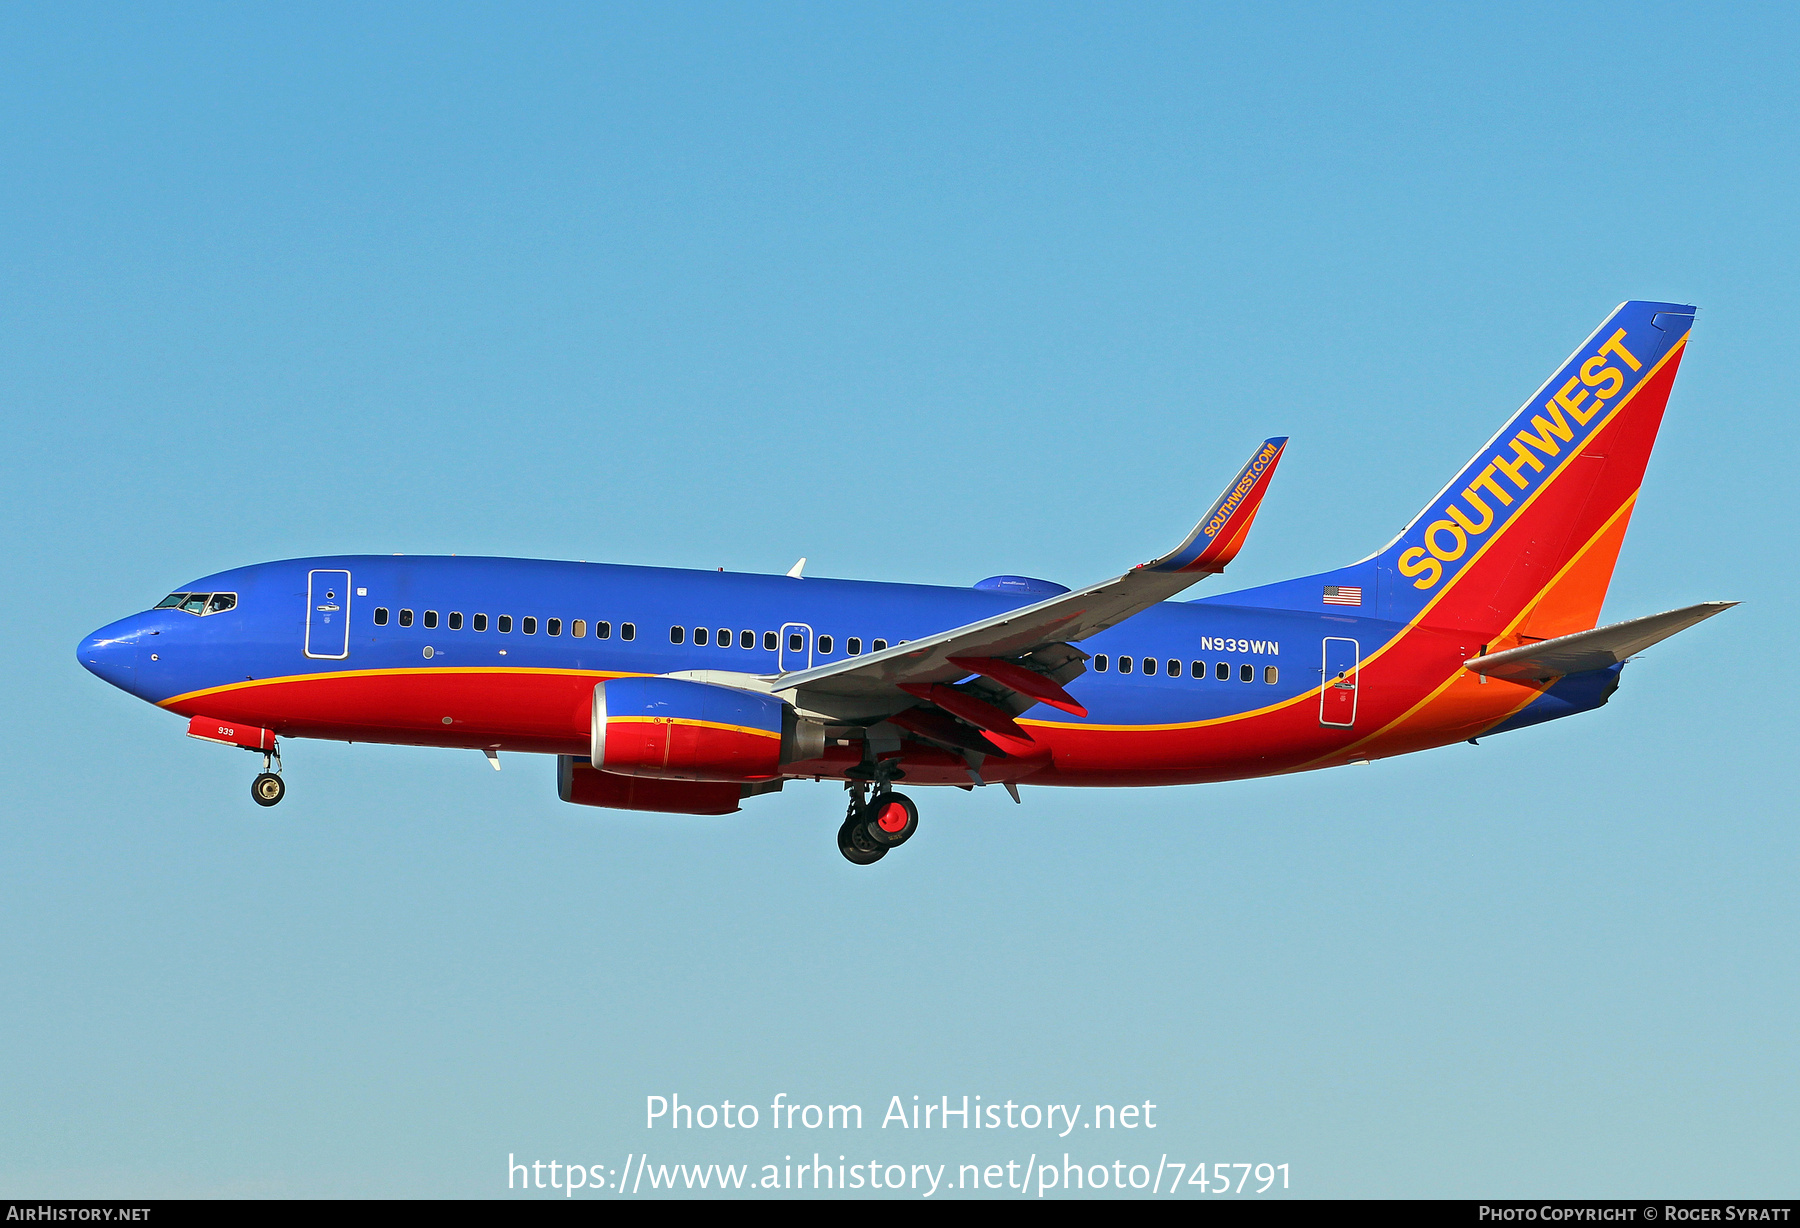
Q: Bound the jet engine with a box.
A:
[590,676,825,783]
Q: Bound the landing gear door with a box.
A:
[1320,636,1359,728]
[306,569,352,660]
[779,622,812,673]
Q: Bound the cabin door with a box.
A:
[305,569,352,660]
[1320,636,1359,728]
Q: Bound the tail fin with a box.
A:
[1371,300,1695,636]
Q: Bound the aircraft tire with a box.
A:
[837,820,886,865]
[251,772,286,807]
[866,792,918,847]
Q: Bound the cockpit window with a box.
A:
[160,591,238,615]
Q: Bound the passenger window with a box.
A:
[717,628,730,647]
[1143,657,1157,675]
[547,618,561,636]
[180,594,210,615]
[1192,660,1204,678]
[671,625,685,644]
[1167,659,1181,677]
[1119,655,1133,674]
[740,630,754,649]
[155,593,187,609]
[374,607,390,626]
[788,632,805,652]
[693,627,708,645]
[847,637,862,655]
[449,612,464,630]
[1094,654,1108,672]
[1216,662,1228,680]
[1264,666,1279,684]
[474,613,489,632]
[399,609,414,627]
[1240,663,1253,682]
[873,639,888,652]
[498,615,513,633]
[622,623,636,640]
[206,593,237,614]
[423,610,438,629]
[572,619,586,638]
[596,621,611,639]
[522,616,537,635]
[818,635,833,654]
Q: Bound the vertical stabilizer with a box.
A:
[1371,301,1694,637]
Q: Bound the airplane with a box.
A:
[78,300,1733,865]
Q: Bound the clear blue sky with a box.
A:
[4,2,1795,1198]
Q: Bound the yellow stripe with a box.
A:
[1021,687,1317,734]
[158,665,645,709]
[1491,491,1638,642]
[1284,500,1644,768]
[609,715,782,740]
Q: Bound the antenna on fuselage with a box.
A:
[786,558,806,579]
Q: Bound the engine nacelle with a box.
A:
[557,755,743,815]
[592,676,824,783]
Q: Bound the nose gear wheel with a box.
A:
[249,741,285,807]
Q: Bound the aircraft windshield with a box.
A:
[156,591,239,616]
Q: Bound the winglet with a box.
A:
[1145,437,1287,574]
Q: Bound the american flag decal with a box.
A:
[1322,585,1363,606]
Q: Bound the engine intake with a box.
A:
[592,676,824,783]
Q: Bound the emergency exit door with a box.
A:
[1320,637,1359,728]
[306,569,352,660]
[778,622,812,672]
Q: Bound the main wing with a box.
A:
[774,437,1287,725]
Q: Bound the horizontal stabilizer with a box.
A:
[1465,601,1736,682]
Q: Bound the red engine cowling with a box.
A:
[557,756,742,815]
[593,676,822,783]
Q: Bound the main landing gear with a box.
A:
[837,772,919,867]
[250,743,285,807]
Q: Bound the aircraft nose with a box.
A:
[78,620,141,690]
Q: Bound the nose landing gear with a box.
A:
[837,771,919,866]
[250,743,285,807]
